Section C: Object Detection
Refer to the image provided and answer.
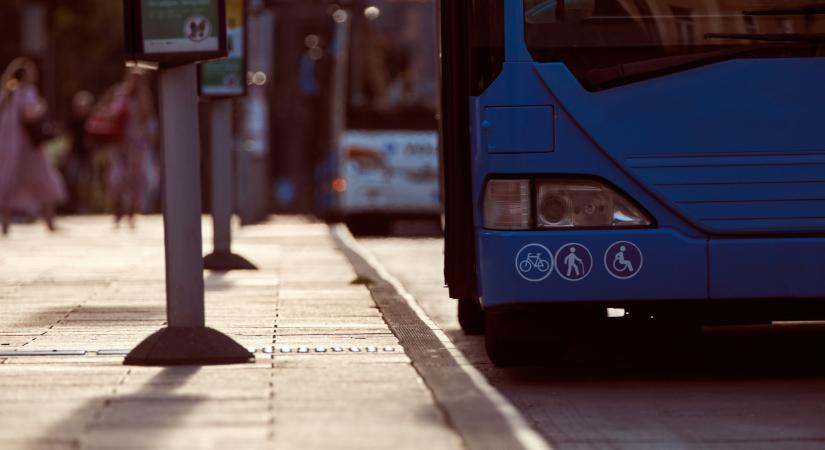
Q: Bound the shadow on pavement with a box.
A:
[497,322,825,381]
[347,218,442,238]
[33,367,203,449]
[18,305,166,329]
[480,324,825,449]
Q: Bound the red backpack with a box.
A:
[85,94,129,142]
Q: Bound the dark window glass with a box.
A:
[524,0,825,90]
[347,0,437,130]
[469,0,505,95]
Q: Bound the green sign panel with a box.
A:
[142,0,222,54]
[200,0,245,96]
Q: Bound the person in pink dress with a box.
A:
[0,57,66,235]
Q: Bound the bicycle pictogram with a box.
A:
[518,253,551,273]
[515,244,554,282]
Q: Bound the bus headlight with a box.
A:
[537,190,571,226]
[536,178,651,228]
[483,179,531,230]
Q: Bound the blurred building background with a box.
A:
[268,0,336,216]
[0,1,126,124]
[1,0,343,222]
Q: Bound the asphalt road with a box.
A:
[359,233,825,450]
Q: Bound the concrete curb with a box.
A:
[331,224,553,450]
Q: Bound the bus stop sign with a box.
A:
[124,0,228,67]
[199,0,246,97]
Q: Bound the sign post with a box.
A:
[200,0,257,271]
[123,0,254,365]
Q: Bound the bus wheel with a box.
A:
[484,311,532,367]
[458,298,485,335]
[484,310,567,367]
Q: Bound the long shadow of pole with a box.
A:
[34,367,203,449]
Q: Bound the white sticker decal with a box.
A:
[515,243,554,282]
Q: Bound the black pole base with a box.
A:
[124,327,255,366]
[203,251,258,271]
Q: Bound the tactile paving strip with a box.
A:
[262,345,396,354]
[0,345,398,358]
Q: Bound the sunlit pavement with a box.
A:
[0,216,462,450]
[361,236,825,450]
[5,216,825,450]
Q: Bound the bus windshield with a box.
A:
[347,0,438,130]
[524,0,825,89]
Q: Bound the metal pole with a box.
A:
[125,64,253,366]
[160,64,205,328]
[210,99,233,254]
[203,98,257,271]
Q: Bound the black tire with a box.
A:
[485,308,581,367]
[458,298,485,335]
[485,310,531,367]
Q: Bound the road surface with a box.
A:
[359,234,825,450]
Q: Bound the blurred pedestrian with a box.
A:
[90,70,157,227]
[65,90,96,213]
[0,57,67,235]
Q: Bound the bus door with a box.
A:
[439,0,476,300]
[439,0,505,302]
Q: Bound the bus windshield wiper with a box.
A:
[743,5,825,15]
[585,45,777,88]
[705,33,825,43]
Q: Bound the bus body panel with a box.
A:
[469,65,703,240]
[470,60,825,307]
[338,130,440,215]
[531,60,825,235]
[477,229,707,307]
[710,238,825,299]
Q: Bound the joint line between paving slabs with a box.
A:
[87,368,133,434]
[22,303,84,349]
[19,280,113,349]
[267,262,281,441]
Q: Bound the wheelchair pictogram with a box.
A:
[604,241,643,280]
[515,244,554,282]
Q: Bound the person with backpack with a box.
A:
[87,70,157,228]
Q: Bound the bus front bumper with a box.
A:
[477,229,825,309]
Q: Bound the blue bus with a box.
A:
[439,0,825,365]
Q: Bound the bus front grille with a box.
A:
[627,152,825,234]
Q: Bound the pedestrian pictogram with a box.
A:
[555,243,592,281]
[604,241,643,280]
[515,244,554,282]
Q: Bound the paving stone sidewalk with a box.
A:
[0,216,463,450]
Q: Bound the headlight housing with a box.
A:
[483,177,653,230]
[483,179,531,230]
